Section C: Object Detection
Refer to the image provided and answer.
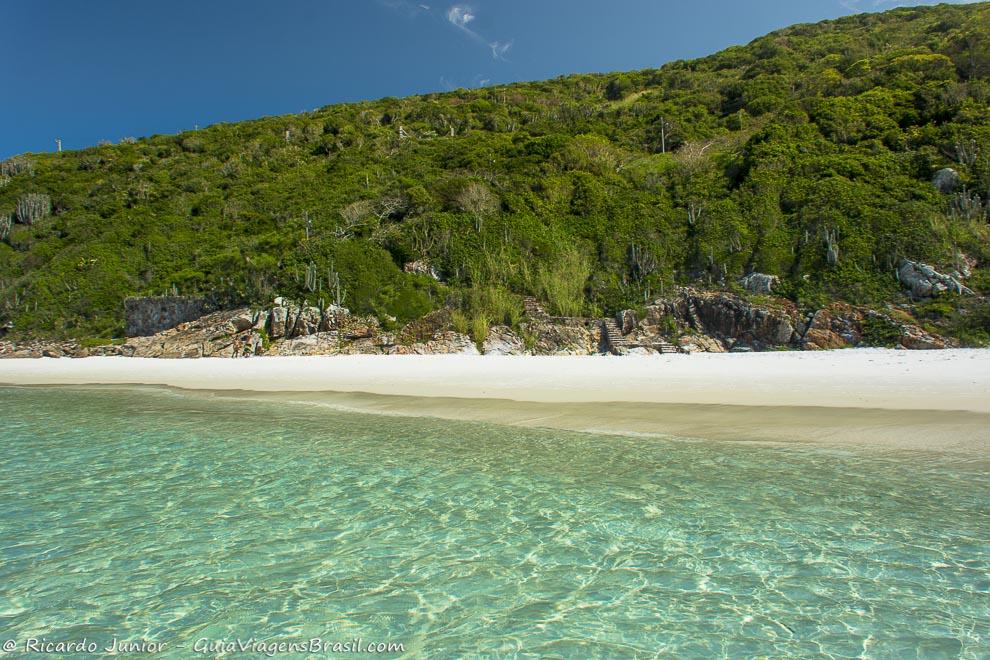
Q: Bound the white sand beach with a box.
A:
[1,349,988,409]
[3,349,989,452]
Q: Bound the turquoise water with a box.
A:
[0,386,988,658]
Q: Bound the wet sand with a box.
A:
[2,349,988,453]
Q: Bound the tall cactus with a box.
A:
[16,193,51,225]
[823,228,839,266]
[328,262,345,307]
[305,261,319,293]
[0,214,11,241]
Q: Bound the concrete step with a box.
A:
[601,319,631,354]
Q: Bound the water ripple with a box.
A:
[0,386,987,657]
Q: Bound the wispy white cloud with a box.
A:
[446,4,475,27]
[446,4,512,61]
[381,1,513,62]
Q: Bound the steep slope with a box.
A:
[1,2,989,343]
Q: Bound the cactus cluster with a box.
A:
[950,189,988,223]
[0,156,33,177]
[15,193,51,226]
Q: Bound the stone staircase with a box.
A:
[602,317,680,355]
[653,340,680,354]
[601,318,632,354]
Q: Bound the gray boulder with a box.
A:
[932,168,961,194]
[739,273,779,294]
[897,259,973,298]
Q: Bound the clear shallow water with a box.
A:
[0,386,988,658]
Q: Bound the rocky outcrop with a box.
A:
[617,309,637,335]
[0,339,97,359]
[800,304,862,350]
[262,300,375,341]
[800,303,950,350]
[676,334,726,354]
[642,289,802,351]
[124,308,266,358]
[0,288,962,359]
[739,273,780,294]
[521,318,600,355]
[897,259,974,298]
[482,326,526,355]
[634,289,953,353]
[390,331,480,355]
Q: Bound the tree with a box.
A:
[456,182,498,232]
[605,75,632,101]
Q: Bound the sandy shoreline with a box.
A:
[1,349,988,410]
[3,349,989,453]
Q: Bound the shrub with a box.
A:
[532,247,591,317]
[605,75,632,101]
[470,313,489,348]
[860,315,902,347]
[451,310,471,336]
[467,285,521,327]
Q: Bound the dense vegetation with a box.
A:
[2,2,989,343]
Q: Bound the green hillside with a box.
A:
[1,2,989,343]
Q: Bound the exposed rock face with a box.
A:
[644,289,802,351]
[0,339,99,359]
[124,308,266,358]
[897,259,974,298]
[801,305,862,350]
[265,333,346,356]
[521,318,600,355]
[482,326,526,355]
[263,302,365,340]
[932,167,961,193]
[899,325,949,350]
[739,273,780,294]
[0,287,962,359]
[676,334,726,354]
[390,331,480,355]
[124,296,213,337]
[617,309,638,335]
[800,303,950,351]
[635,288,953,353]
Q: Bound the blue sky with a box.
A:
[0,0,980,158]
